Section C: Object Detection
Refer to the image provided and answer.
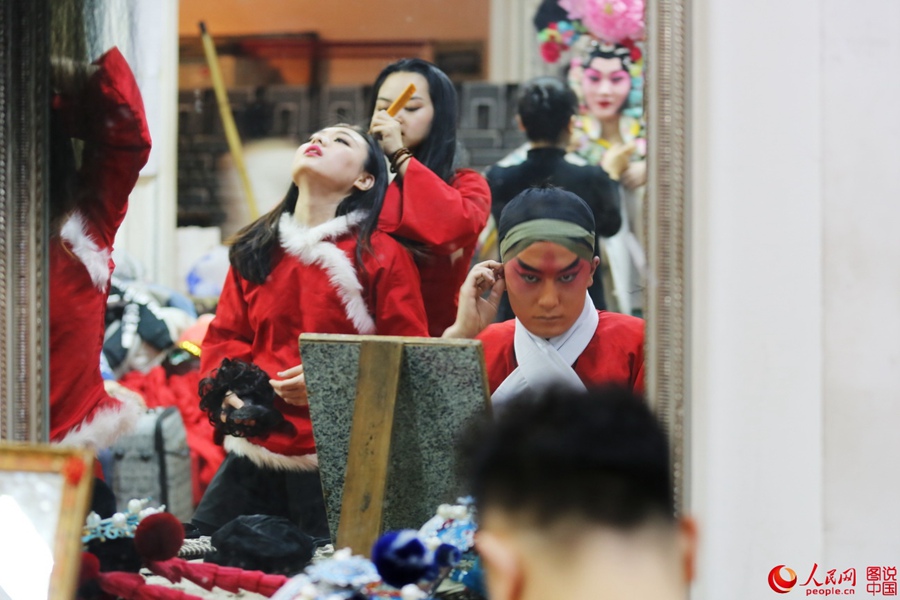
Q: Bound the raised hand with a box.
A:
[443,260,506,339]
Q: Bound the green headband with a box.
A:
[500,219,596,262]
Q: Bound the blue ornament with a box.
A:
[371,530,438,589]
[461,556,487,597]
[434,543,461,569]
[435,519,476,552]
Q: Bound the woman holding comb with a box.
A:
[369,58,491,337]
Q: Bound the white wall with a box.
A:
[821,0,900,569]
[690,0,900,597]
[115,0,179,288]
[489,0,561,83]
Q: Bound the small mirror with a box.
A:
[0,444,94,600]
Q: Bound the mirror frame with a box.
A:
[0,443,95,599]
[0,0,692,510]
[0,0,50,442]
[646,0,691,513]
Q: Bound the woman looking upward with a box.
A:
[192,124,428,540]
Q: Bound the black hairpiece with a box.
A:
[198,358,290,440]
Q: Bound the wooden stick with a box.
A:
[386,83,416,117]
[199,21,259,220]
[336,339,404,556]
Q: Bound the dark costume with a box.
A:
[379,160,491,336]
[49,47,151,445]
[485,147,621,317]
[193,212,428,538]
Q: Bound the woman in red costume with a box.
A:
[49,47,151,447]
[191,124,428,539]
[369,59,492,337]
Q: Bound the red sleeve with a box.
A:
[631,336,646,395]
[591,311,646,395]
[58,47,152,247]
[364,233,430,337]
[378,162,491,255]
[621,314,645,394]
[199,267,255,376]
[476,320,517,394]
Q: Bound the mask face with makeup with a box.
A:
[581,56,632,122]
[504,241,600,339]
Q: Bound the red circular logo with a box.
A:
[768,565,798,593]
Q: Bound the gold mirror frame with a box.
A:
[0,443,95,599]
[0,0,692,508]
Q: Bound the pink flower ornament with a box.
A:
[559,0,588,19]
[582,0,645,44]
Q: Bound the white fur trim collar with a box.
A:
[56,387,143,448]
[224,436,319,471]
[60,211,113,290]
[278,212,376,334]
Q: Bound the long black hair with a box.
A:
[228,125,388,284]
[49,108,81,235]
[369,58,458,183]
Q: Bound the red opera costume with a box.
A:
[477,310,646,395]
[200,213,428,467]
[49,47,151,446]
[379,160,491,337]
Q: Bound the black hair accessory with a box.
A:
[198,358,290,440]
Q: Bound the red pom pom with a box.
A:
[134,513,185,562]
[78,552,101,586]
[622,38,643,62]
[540,40,562,63]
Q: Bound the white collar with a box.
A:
[491,292,598,408]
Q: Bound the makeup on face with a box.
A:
[374,72,434,151]
[504,242,595,338]
[581,57,632,122]
[291,126,369,189]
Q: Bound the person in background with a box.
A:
[369,58,491,337]
[570,41,648,315]
[192,124,428,539]
[443,186,643,405]
[484,75,621,319]
[49,47,151,447]
[460,384,698,600]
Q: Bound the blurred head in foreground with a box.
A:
[461,385,697,600]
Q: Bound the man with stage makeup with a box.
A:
[443,186,644,405]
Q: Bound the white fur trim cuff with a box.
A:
[224,435,319,472]
[56,390,143,449]
[60,211,112,290]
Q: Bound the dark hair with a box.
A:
[517,76,578,143]
[369,58,458,183]
[582,42,634,72]
[49,108,81,234]
[498,185,596,241]
[198,358,289,440]
[460,385,673,530]
[228,125,388,284]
